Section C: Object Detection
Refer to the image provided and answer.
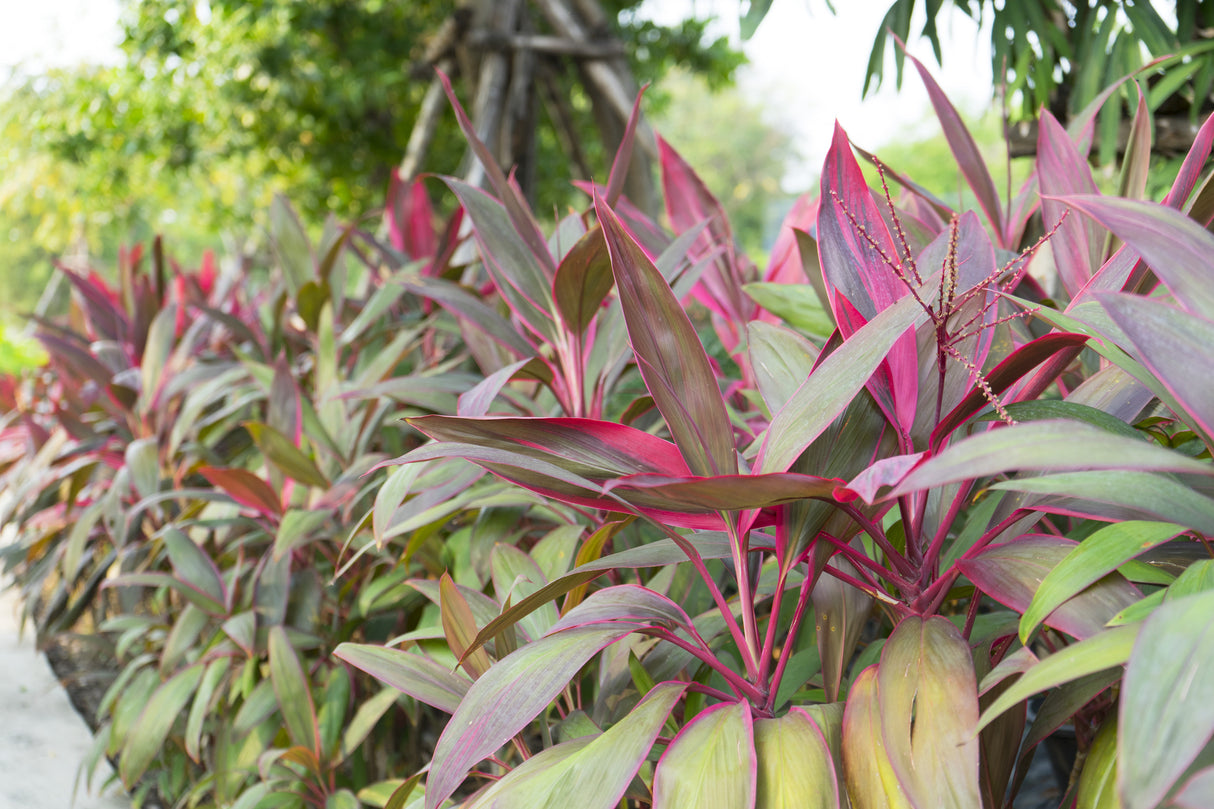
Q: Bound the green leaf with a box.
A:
[139,304,177,413]
[813,556,872,703]
[740,0,774,39]
[297,280,331,333]
[198,466,282,518]
[186,657,231,762]
[463,682,686,809]
[841,666,913,809]
[1076,716,1120,809]
[333,643,470,715]
[548,584,694,635]
[160,603,208,673]
[402,275,536,359]
[317,666,351,759]
[120,664,205,785]
[759,288,930,474]
[596,194,737,479]
[372,463,424,545]
[991,471,1214,535]
[490,543,558,640]
[245,421,329,489]
[891,421,1212,500]
[1099,291,1214,447]
[425,626,633,809]
[339,687,400,763]
[440,571,493,678]
[744,283,835,338]
[446,178,557,344]
[1172,767,1214,809]
[1056,194,1214,316]
[162,527,226,614]
[553,225,614,335]
[1169,559,1214,599]
[341,277,409,346]
[747,320,819,416]
[358,774,423,809]
[125,437,159,500]
[274,509,331,560]
[1118,590,1214,809]
[961,536,1142,641]
[754,709,839,809]
[976,623,1140,734]
[269,626,319,756]
[530,524,582,581]
[878,616,981,808]
[458,529,740,664]
[1020,521,1186,642]
[652,700,756,809]
[325,790,361,809]
[985,400,1142,440]
[270,194,314,296]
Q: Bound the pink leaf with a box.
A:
[959,536,1142,640]
[842,452,926,505]
[902,45,1005,245]
[818,124,919,435]
[764,194,820,286]
[1037,111,1102,299]
[1052,194,1214,317]
[657,135,752,327]
[385,171,436,259]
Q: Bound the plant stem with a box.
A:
[916,508,1032,614]
[727,520,762,681]
[817,532,912,593]
[757,567,788,684]
[822,563,904,611]
[604,499,755,682]
[962,587,981,640]
[685,681,737,703]
[642,627,764,703]
[764,567,817,713]
[921,481,972,584]
[826,499,916,579]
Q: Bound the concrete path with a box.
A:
[0,585,130,809]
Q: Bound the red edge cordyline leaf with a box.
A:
[593,193,737,480]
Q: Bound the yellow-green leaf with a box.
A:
[652,700,756,809]
[755,708,840,809]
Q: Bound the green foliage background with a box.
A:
[0,0,746,320]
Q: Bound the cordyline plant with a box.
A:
[0,187,481,808]
[336,59,1214,809]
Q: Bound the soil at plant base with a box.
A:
[0,586,130,809]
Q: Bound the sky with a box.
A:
[0,0,994,187]
[0,0,124,75]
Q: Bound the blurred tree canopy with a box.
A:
[1,0,746,318]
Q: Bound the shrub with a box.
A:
[4,56,1214,809]
[338,64,1214,809]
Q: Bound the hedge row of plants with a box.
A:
[3,58,1214,809]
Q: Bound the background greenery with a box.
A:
[0,0,750,323]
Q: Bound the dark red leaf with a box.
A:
[198,466,282,518]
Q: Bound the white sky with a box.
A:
[0,0,124,76]
[0,0,994,189]
[643,0,994,187]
